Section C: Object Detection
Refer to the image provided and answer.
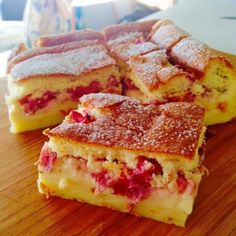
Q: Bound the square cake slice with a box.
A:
[6,45,121,133]
[37,93,206,227]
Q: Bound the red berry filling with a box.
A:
[68,81,101,101]
[217,102,227,112]
[91,156,163,202]
[183,91,196,102]
[68,110,92,123]
[123,78,138,90]
[108,75,119,87]
[19,91,57,115]
[176,173,188,193]
[39,144,57,172]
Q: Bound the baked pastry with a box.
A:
[37,93,206,227]
[6,45,121,133]
[149,20,236,125]
[125,50,192,103]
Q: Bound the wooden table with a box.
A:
[0,54,236,235]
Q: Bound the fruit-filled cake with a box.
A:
[6,30,121,133]
[149,20,236,125]
[37,93,206,227]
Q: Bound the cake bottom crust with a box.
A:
[38,170,202,227]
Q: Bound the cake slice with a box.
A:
[149,20,236,125]
[37,93,206,227]
[6,45,121,133]
[125,50,193,103]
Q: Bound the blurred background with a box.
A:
[0,0,184,52]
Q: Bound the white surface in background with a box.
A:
[0,50,10,78]
[0,21,24,52]
[142,0,236,54]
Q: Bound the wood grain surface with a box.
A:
[0,53,236,236]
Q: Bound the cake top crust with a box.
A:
[33,29,105,47]
[150,23,189,51]
[127,50,187,90]
[103,20,157,41]
[11,45,116,81]
[170,37,218,73]
[106,32,145,48]
[7,40,102,73]
[46,93,205,159]
[110,41,159,61]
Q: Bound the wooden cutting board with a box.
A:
[0,53,236,236]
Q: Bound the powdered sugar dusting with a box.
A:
[103,20,156,41]
[12,45,116,81]
[8,40,102,73]
[151,24,189,51]
[107,32,144,48]
[127,50,185,90]
[80,92,138,108]
[171,37,218,72]
[48,93,205,158]
[110,42,159,61]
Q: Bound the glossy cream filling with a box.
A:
[38,152,202,227]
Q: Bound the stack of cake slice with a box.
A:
[5,19,236,134]
[37,93,206,227]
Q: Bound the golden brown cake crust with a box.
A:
[11,45,117,82]
[33,29,105,47]
[170,37,218,73]
[103,20,157,41]
[46,93,205,159]
[7,40,103,73]
[127,50,188,90]
[109,42,159,61]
